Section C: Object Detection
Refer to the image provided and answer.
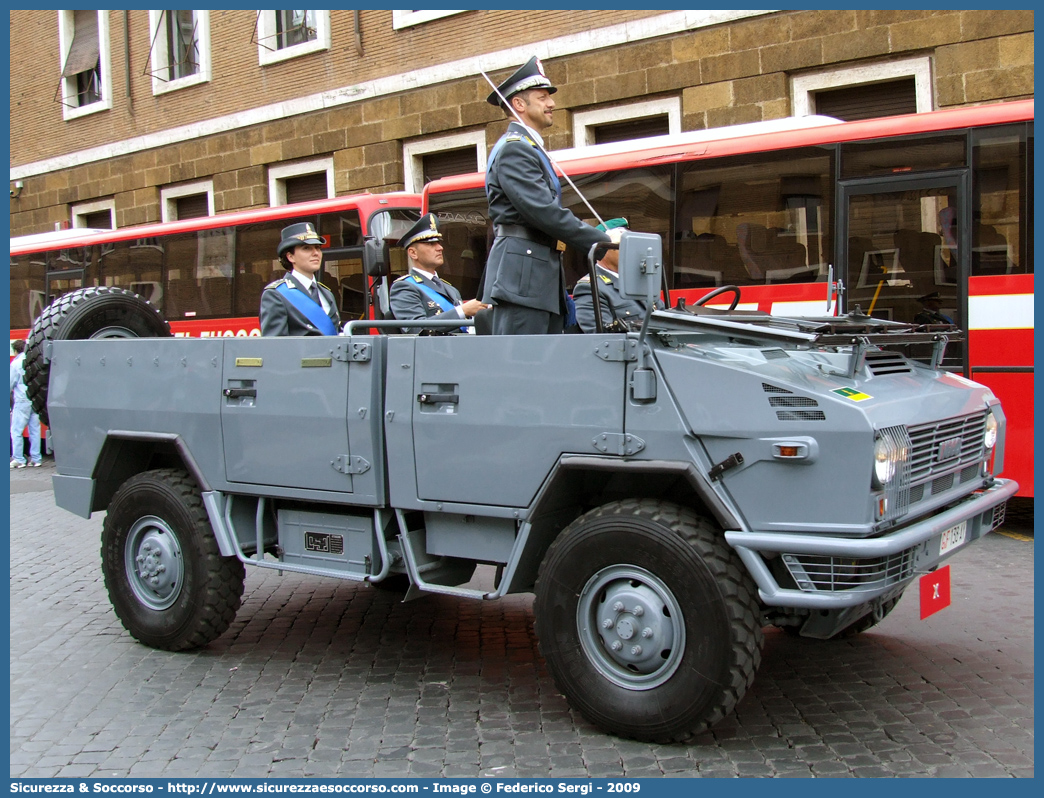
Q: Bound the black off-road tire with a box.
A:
[101,468,245,651]
[25,286,171,426]
[533,499,763,743]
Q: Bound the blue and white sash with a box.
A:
[275,282,338,335]
[413,280,467,332]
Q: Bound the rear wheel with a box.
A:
[25,286,171,425]
[102,468,244,651]
[533,499,763,743]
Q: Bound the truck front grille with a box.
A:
[880,411,987,521]
[782,550,915,594]
[907,412,986,483]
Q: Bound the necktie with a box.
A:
[308,282,319,302]
[431,275,445,294]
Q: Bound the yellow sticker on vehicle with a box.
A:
[832,387,872,401]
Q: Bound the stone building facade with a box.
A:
[9,9,1034,237]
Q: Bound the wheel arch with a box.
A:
[505,456,742,593]
[91,432,212,514]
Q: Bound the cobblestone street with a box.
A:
[9,461,1034,778]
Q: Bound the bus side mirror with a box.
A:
[618,230,663,307]
[363,237,387,277]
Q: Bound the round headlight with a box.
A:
[984,413,998,450]
[873,436,896,486]
[873,434,907,488]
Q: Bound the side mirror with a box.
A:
[362,237,387,277]
[617,230,662,306]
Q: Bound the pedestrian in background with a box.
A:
[10,339,42,468]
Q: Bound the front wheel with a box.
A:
[533,499,763,743]
[102,469,245,651]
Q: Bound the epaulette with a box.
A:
[504,134,524,144]
[575,274,590,283]
[599,274,613,284]
[264,277,291,289]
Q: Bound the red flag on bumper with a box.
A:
[920,565,951,619]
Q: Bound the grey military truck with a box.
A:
[26,231,1016,743]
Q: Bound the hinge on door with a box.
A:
[331,342,371,362]
[332,455,371,475]
[593,339,639,362]
[592,432,645,456]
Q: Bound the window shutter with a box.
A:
[592,115,670,145]
[285,172,329,204]
[82,209,112,229]
[175,193,209,220]
[814,79,918,121]
[422,148,479,184]
[62,10,100,77]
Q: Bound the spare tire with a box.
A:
[25,286,172,426]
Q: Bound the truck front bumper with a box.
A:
[725,478,1018,609]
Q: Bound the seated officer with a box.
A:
[260,222,340,336]
[571,218,663,333]
[389,213,488,334]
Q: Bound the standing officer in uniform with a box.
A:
[389,213,488,333]
[571,218,663,333]
[260,222,341,336]
[483,56,611,335]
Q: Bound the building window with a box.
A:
[147,11,211,95]
[268,158,334,206]
[161,180,214,222]
[56,10,113,120]
[403,131,485,193]
[392,10,465,30]
[571,98,682,148]
[791,57,933,118]
[71,198,115,229]
[255,10,330,66]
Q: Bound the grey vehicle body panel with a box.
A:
[45,305,1013,613]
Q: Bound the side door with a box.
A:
[837,170,969,371]
[220,337,355,493]
[405,335,628,508]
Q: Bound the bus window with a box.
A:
[428,188,489,302]
[317,210,364,320]
[972,126,1031,276]
[9,256,45,330]
[847,185,959,328]
[675,149,832,290]
[841,135,966,179]
[562,166,673,291]
[101,238,165,306]
[233,221,285,319]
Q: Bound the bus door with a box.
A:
[837,171,969,371]
[44,266,85,310]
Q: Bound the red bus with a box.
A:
[10,192,421,457]
[10,191,422,340]
[423,100,1033,496]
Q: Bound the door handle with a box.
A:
[223,388,257,399]
[417,392,458,404]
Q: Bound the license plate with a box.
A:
[939,521,967,555]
